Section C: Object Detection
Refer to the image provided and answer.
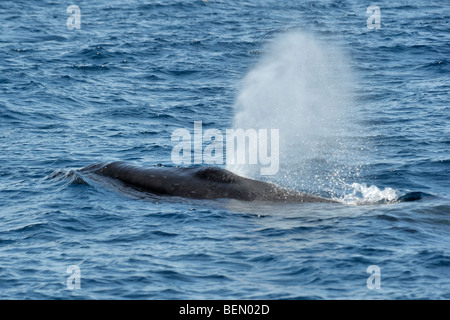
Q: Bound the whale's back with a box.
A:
[79,162,338,203]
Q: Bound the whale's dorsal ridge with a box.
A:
[193,166,241,184]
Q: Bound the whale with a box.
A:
[78,162,426,204]
[79,161,339,203]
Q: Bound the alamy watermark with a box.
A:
[66,265,81,289]
[171,121,279,175]
[366,5,381,30]
[67,5,81,30]
[366,265,381,289]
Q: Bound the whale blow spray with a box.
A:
[227,31,356,195]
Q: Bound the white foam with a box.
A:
[340,183,399,205]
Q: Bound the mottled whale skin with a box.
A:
[80,161,338,203]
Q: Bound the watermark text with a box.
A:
[171,121,279,175]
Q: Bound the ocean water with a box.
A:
[0,0,449,299]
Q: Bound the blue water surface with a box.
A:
[0,0,449,299]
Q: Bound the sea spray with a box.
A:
[227,31,357,195]
[342,183,399,205]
